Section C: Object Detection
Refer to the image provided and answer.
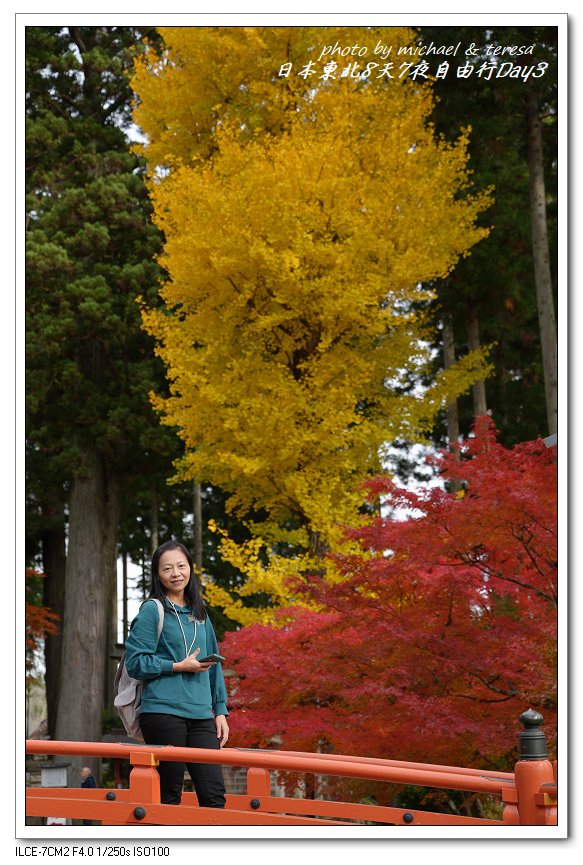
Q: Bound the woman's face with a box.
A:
[158,548,191,599]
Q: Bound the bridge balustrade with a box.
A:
[25,709,557,827]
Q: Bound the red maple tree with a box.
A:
[26,568,60,678]
[222,418,558,774]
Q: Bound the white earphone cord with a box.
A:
[168,599,197,659]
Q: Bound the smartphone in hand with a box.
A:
[198,653,226,663]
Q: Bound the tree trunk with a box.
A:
[193,481,203,570]
[55,449,119,784]
[122,551,128,643]
[526,84,558,436]
[308,528,328,560]
[443,316,462,494]
[150,491,159,554]
[466,304,488,417]
[106,529,119,715]
[41,500,67,740]
[442,316,460,450]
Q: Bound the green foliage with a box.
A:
[419,24,558,446]
[26,27,164,463]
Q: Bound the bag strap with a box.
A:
[138,597,165,646]
[152,598,164,644]
[115,600,165,691]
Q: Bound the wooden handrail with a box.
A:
[25,727,558,827]
[26,739,509,794]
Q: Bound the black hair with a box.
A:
[148,540,207,621]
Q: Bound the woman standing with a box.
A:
[124,540,229,807]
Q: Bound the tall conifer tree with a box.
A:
[26,26,166,759]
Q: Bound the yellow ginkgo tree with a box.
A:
[132,26,493,624]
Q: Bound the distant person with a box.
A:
[80,767,96,825]
[124,540,229,808]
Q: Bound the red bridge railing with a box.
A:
[26,709,557,827]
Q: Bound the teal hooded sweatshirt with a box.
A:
[124,598,229,720]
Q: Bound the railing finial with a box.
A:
[518,708,548,761]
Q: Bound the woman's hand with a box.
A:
[172,648,214,674]
[215,714,229,748]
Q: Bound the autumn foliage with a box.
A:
[25,569,60,678]
[222,419,557,770]
[132,26,493,623]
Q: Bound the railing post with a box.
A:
[514,709,557,826]
[129,750,161,805]
[246,767,271,805]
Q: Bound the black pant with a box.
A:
[140,713,226,807]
